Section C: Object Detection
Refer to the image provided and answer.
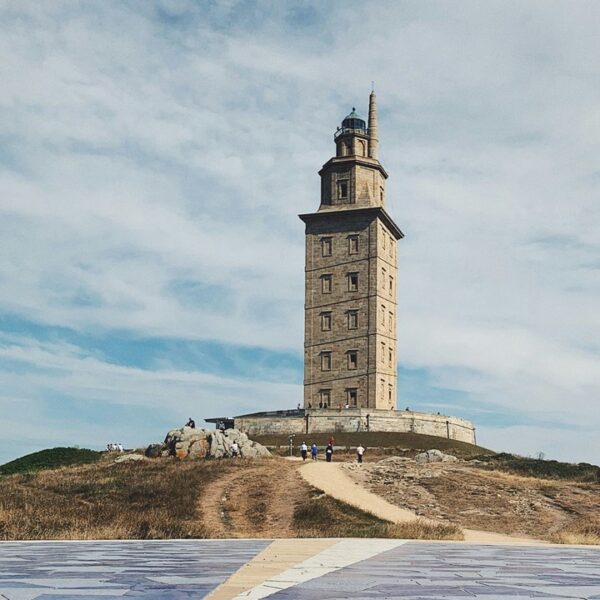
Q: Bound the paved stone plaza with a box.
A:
[1,539,599,599]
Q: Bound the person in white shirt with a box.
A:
[231,441,239,457]
[300,442,308,461]
[356,444,365,464]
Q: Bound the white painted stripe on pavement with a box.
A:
[233,538,407,599]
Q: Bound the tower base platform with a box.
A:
[227,408,476,445]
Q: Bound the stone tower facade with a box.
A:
[299,92,404,410]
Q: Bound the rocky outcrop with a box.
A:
[415,449,458,463]
[147,427,271,460]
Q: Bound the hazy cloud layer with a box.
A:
[1,1,599,463]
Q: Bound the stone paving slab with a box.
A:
[266,542,600,600]
[1,540,599,599]
[0,540,270,599]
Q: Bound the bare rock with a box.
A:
[115,453,147,463]
[160,427,270,460]
[415,449,459,463]
[145,444,163,458]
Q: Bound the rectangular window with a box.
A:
[389,311,393,332]
[321,274,332,294]
[321,311,332,331]
[320,352,332,371]
[319,389,331,408]
[348,235,359,255]
[348,310,358,330]
[348,272,359,292]
[382,267,386,288]
[389,237,393,256]
[382,229,386,249]
[321,237,332,257]
[347,388,358,406]
[347,350,358,370]
[388,384,393,402]
[388,347,393,367]
[389,275,393,294]
[381,341,385,362]
[381,304,386,324]
[380,379,385,401]
[380,186,384,202]
[338,180,349,199]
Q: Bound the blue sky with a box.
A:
[1,0,599,464]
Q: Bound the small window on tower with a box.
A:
[338,180,349,200]
[382,267,386,288]
[348,235,359,255]
[347,388,358,406]
[321,237,332,257]
[382,230,386,249]
[389,275,394,294]
[347,350,358,370]
[321,312,332,331]
[380,379,385,401]
[380,186,384,202]
[319,389,331,408]
[320,352,332,371]
[388,347,393,367]
[381,341,386,362]
[389,311,394,332]
[388,384,393,402]
[321,274,332,294]
[348,272,359,292]
[347,310,358,329]
[381,304,386,324]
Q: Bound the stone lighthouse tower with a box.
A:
[299,92,404,410]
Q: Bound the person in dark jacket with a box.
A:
[325,443,333,463]
[186,418,196,428]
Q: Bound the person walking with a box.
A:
[300,441,308,461]
[356,444,365,464]
[231,441,239,458]
[325,443,333,463]
[311,443,318,461]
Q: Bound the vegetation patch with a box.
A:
[259,432,492,459]
[552,516,600,545]
[0,447,102,476]
[0,459,231,540]
[473,453,600,482]
[292,492,463,540]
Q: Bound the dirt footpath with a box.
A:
[200,459,306,538]
[300,460,544,544]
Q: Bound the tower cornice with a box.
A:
[318,156,388,179]
[299,206,404,240]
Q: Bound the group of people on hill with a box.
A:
[106,442,124,452]
[299,438,365,464]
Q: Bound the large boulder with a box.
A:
[415,449,458,463]
[149,427,271,460]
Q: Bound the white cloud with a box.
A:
[0,1,599,463]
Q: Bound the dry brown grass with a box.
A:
[0,457,237,540]
[551,516,600,545]
[385,519,464,540]
[292,493,463,540]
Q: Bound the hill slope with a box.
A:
[0,447,102,475]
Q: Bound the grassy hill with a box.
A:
[0,447,102,476]
[256,431,493,459]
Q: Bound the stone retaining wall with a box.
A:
[234,409,476,445]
